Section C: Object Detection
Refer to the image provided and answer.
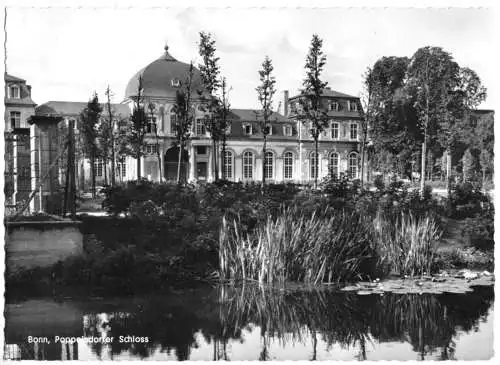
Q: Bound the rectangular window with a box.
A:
[196,119,206,136]
[10,111,21,129]
[95,158,103,177]
[170,115,178,134]
[350,123,358,140]
[146,144,158,154]
[146,116,156,134]
[223,151,233,180]
[196,146,207,155]
[284,152,293,179]
[9,85,20,99]
[349,101,358,112]
[329,101,339,111]
[116,158,126,178]
[331,123,339,139]
[284,125,292,137]
[243,124,252,135]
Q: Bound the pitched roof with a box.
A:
[289,88,358,100]
[4,73,26,83]
[228,109,289,123]
[225,109,296,140]
[36,101,130,117]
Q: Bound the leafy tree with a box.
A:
[173,62,195,183]
[79,92,103,197]
[363,56,419,181]
[295,34,329,189]
[119,75,148,180]
[198,31,222,180]
[255,56,277,185]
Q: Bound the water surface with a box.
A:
[4,284,494,361]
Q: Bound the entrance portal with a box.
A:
[196,162,207,180]
[164,147,188,182]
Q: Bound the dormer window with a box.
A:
[348,100,358,112]
[283,124,293,137]
[9,85,20,99]
[171,79,181,87]
[329,100,339,111]
[263,124,272,136]
[243,123,253,135]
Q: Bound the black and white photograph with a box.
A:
[2,1,496,361]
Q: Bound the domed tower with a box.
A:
[124,43,206,102]
[123,44,212,183]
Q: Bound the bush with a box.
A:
[447,182,489,219]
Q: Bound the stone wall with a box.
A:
[5,222,83,271]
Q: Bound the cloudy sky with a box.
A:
[5,6,496,110]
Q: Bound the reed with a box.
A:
[373,213,442,277]
[219,207,375,284]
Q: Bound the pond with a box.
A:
[4,284,494,361]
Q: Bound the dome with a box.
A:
[124,44,206,100]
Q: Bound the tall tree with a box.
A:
[104,85,117,186]
[406,47,460,194]
[359,67,378,188]
[198,31,222,180]
[364,56,419,181]
[255,56,276,185]
[79,92,102,197]
[147,102,163,183]
[173,62,195,183]
[219,77,231,180]
[295,34,329,189]
[120,75,148,180]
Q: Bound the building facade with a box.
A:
[4,73,36,205]
[32,45,365,189]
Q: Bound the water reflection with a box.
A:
[4,285,494,361]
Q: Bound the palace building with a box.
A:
[6,44,365,204]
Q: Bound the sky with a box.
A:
[4,6,496,110]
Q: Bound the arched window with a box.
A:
[310,152,318,180]
[223,151,233,180]
[243,151,254,180]
[283,152,294,180]
[264,151,274,180]
[329,152,339,178]
[349,152,358,179]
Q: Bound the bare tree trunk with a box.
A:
[445,148,452,193]
[262,135,267,185]
[177,141,182,184]
[420,136,427,196]
[104,159,108,186]
[91,154,96,198]
[137,152,141,180]
[221,135,227,180]
[360,138,366,188]
[314,137,319,189]
[213,138,218,182]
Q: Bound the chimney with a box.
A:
[283,90,289,117]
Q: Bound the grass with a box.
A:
[219,207,376,285]
[373,213,442,277]
[220,206,444,284]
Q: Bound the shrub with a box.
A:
[447,181,489,219]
